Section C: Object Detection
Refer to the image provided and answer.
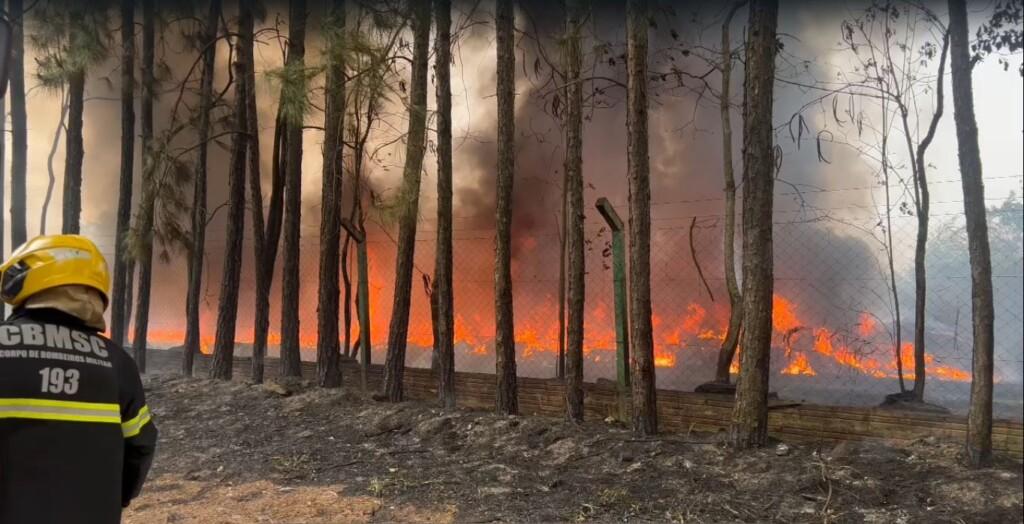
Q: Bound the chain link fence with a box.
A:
[141,199,1023,420]
[356,208,1021,419]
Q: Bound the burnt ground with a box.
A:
[124,369,1023,524]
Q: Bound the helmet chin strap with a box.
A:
[23,285,107,332]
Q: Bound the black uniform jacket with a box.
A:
[0,308,157,524]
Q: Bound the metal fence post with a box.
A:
[596,198,630,419]
[343,219,372,393]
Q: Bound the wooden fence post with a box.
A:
[596,198,630,420]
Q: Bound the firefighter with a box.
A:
[0,235,157,524]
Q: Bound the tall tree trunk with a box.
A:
[729,0,778,450]
[110,0,135,348]
[434,0,456,410]
[252,105,285,384]
[557,184,566,380]
[184,0,222,376]
[626,0,655,435]
[910,172,930,400]
[316,0,346,389]
[714,1,744,384]
[280,0,308,378]
[493,0,519,416]
[341,235,353,357]
[948,0,995,468]
[380,0,431,402]
[123,260,135,343]
[210,2,251,381]
[130,0,156,373]
[61,70,85,234]
[40,93,68,235]
[9,0,27,249]
[910,34,949,402]
[427,276,440,373]
[882,103,906,393]
[564,0,585,423]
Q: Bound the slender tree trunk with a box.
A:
[61,70,85,234]
[626,0,655,436]
[427,276,440,373]
[341,235,353,357]
[9,0,27,249]
[729,0,778,450]
[948,0,995,468]
[316,0,346,388]
[41,92,68,235]
[210,3,251,381]
[493,0,519,416]
[244,12,273,383]
[123,261,135,343]
[184,0,222,376]
[380,0,431,402]
[111,0,135,348]
[434,0,456,410]
[564,0,585,423]
[557,185,567,380]
[910,189,929,399]
[130,0,156,373]
[909,34,949,402]
[881,100,906,393]
[280,0,308,378]
[714,1,745,384]
[252,106,285,384]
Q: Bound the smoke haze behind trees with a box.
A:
[5,0,1021,387]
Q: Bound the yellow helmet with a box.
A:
[0,235,110,308]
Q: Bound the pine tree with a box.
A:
[183,0,222,376]
[729,0,779,450]
[493,0,518,415]
[626,0,655,435]
[316,0,347,388]
[9,0,27,249]
[379,0,432,402]
[563,0,586,423]
[129,0,155,372]
[248,0,281,384]
[209,0,251,381]
[434,0,456,410]
[110,0,136,349]
[280,0,309,378]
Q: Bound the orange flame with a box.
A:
[654,348,677,368]
[138,245,972,387]
[781,351,816,376]
[857,313,877,338]
[772,295,801,333]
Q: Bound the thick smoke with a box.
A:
[9,0,1022,398]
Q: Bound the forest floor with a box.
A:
[123,371,1023,523]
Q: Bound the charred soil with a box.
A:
[125,371,1023,523]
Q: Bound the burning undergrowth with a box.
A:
[146,219,978,407]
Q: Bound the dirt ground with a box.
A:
[123,372,1023,524]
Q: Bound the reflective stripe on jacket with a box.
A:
[0,308,157,524]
